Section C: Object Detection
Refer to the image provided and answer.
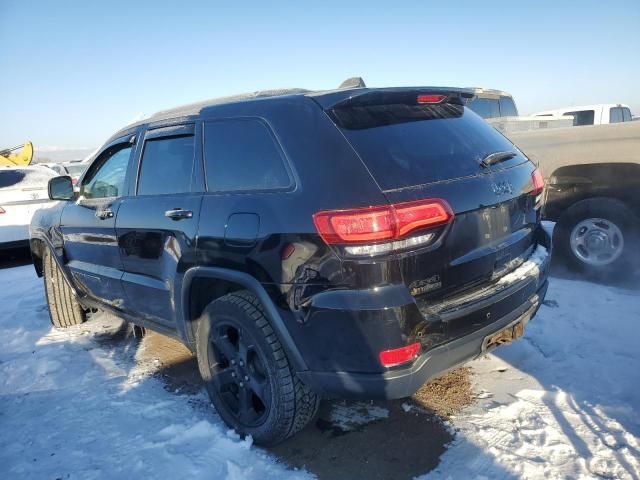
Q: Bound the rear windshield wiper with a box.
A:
[480,151,517,168]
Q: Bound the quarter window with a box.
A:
[498,96,518,117]
[138,135,195,195]
[82,145,132,199]
[204,119,291,192]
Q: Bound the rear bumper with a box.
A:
[295,227,552,399]
[298,279,547,399]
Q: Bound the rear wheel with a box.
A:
[555,198,639,275]
[195,291,319,445]
[43,250,87,328]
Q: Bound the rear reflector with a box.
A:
[417,94,446,104]
[379,342,421,367]
[531,168,544,196]
[313,199,453,245]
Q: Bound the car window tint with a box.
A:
[563,110,595,126]
[622,108,632,122]
[466,97,500,119]
[82,146,132,199]
[138,135,195,195]
[498,96,518,117]
[609,107,624,123]
[204,119,291,192]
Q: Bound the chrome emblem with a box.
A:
[491,180,514,196]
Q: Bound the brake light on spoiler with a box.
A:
[313,198,453,256]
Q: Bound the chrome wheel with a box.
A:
[570,217,624,267]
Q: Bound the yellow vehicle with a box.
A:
[0,142,34,167]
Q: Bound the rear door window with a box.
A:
[330,103,525,191]
[204,118,292,192]
[466,97,500,119]
[609,107,624,123]
[498,96,518,117]
[564,110,595,126]
[137,135,195,195]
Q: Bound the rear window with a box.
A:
[622,108,632,122]
[0,168,55,189]
[564,110,594,126]
[466,97,500,119]
[330,104,524,190]
[610,107,624,123]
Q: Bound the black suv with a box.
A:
[30,84,551,445]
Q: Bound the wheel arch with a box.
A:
[545,162,640,221]
[180,267,308,372]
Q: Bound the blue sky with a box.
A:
[1,0,638,151]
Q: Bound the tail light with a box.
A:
[379,342,421,367]
[531,168,544,196]
[313,198,453,256]
[0,207,5,214]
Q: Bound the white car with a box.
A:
[0,166,57,249]
[532,103,634,126]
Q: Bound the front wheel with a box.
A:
[554,198,639,276]
[195,291,319,446]
[43,250,87,328]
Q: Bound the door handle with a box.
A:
[165,208,193,220]
[96,208,114,220]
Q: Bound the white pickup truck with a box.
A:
[532,103,634,126]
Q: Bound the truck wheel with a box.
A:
[43,250,87,328]
[195,290,319,446]
[554,198,639,275]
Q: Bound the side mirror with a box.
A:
[48,176,74,200]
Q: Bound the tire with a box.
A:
[195,290,319,446]
[43,250,87,328]
[554,198,640,276]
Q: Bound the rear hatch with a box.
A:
[320,89,544,303]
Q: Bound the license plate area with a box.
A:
[482,319,525,352]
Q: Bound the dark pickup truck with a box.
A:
[509,122,640,276]
[30,84,550,444]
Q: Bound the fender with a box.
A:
[30,234,84,300]
[180,266,309,373]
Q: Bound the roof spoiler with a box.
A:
[312,87,475,110]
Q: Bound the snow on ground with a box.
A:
[0,261,639,479]
[424,277,640,480]
[0,265,308,480]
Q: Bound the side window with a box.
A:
[204,119,292,192]
[137,135,195,195]
[498,96,518,117]
[564,110,594,126]
[622,108,632,122]
[609,107,624,123]
[82,145,132,199]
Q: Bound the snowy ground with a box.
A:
[1,261,639,479]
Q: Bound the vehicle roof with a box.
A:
[465,87,513,98]
[109,84,475,142]
[533,103,631,116]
